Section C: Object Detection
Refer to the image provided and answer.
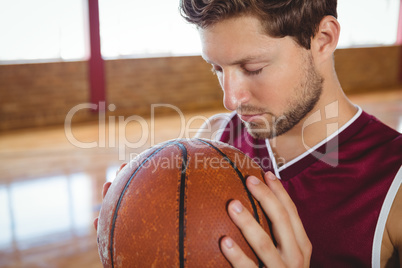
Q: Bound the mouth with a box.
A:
[237,113,265,123]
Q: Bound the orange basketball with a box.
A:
[97,138,271,267]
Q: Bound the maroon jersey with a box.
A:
[218,108,402,267]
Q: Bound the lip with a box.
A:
[238,114,264,122]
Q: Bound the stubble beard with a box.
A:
[243,54,324,140]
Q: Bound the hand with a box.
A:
[220,171,312,268]
[93,163,126,231]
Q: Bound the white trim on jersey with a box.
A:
[265,139,282,179]
[194,112,235,141]
[270,105,363,173]
[214,111,237,141]
[372,166,402,267]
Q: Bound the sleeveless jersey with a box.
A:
[218,107,402,267]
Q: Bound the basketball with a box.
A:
[97,138,271,267]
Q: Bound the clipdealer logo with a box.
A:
[64,101,342,167]
[64,102,211,160]
[301,101,340,167]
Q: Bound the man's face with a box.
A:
[199,15,323,139]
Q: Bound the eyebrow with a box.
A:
[231,56,263,65]
[204,55,266,66]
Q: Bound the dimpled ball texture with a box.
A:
[97,138,272,268]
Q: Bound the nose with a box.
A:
[220,69,250,111]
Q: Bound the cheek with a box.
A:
[252,69,297,109]
[272,63,301,90]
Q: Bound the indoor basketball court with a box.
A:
[0,0,401,267]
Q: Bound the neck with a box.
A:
[269,80,357,165]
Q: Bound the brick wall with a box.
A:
[0,61,89,131]
[105,56,222,117]
[0,46,401,131]
[334,45,402,94]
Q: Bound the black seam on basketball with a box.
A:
[173,141,189,268]
[197,139,265,268]
[197,139,261,224]
[109,141,177,268]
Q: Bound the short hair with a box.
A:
[179,0,337,49]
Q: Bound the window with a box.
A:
[98,0,201,59]
[0,0,87,63]
[99,0,401,58]
[0,1,400,63]
[337,0,400,48]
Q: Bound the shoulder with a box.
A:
[382,168,402,267]
[363,112,402,145]
[347,111,402,160]
[367,114,402,160]
[193,112,234,140]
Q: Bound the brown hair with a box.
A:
[179,0,337,49]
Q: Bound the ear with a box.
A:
[311,16,340,62]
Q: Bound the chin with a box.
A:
[245,121,294,140]
[245,125,275,139]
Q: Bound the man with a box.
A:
[182,0,402,267]
[95,0,402,267]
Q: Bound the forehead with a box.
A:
[198,15,282,65]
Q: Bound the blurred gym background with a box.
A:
[0,0,401,267]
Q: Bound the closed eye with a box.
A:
[244,68,263,76]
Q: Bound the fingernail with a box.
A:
[224,237,234,249]
[232,200,243,214]
[116,163,127,175]
[267,171,277,181]
[248,176,260,185]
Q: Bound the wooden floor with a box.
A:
[0,89,401,268]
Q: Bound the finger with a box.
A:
[93,217,99,231]
[220,236,257,268]
[246,176,303,267]
[116,163,127,175]
[227,199,285,267]
[264,172,312,264]
[102,182,112,199]
[265,172,304,232]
